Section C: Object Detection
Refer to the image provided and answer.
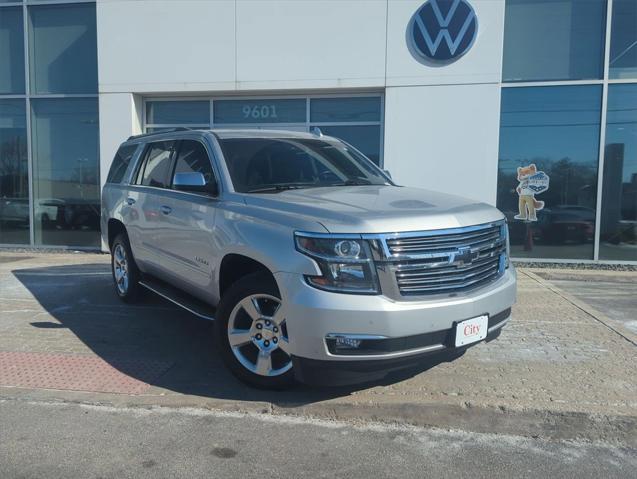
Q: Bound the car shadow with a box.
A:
[12,263,457,406]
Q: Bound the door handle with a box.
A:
[126,197,136,205]
[160,205,172,215]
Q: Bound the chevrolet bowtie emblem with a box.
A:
[450,246,478,265]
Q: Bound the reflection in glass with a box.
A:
[600,85,637,260]
[609,0,637,79]
[310,97,381,123]
[139,141,175,189]
[106,144,138,185]
[0,99,29,244]
[146,101,210,126]
[146,127,177,133]
[0,7,25,94]
[497,86,602,259]
[173,140,215,186]
[503,0,606,82]
[28,3,98,94]
[317,125,381,166]
[31,98,100,247]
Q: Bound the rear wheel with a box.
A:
[215,272,294,389]
[111,233,142,302]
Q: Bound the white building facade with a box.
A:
[1,0,636,263]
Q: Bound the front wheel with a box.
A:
[215,272,295,389]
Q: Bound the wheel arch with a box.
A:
[107,218,127,250]
[218,253,279,298]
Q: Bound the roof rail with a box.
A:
[127,127,195,141]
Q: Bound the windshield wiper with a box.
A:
[247,183,316,193]
[332,179,373,186]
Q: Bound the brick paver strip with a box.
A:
[0,351,173,395]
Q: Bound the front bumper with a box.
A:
[274,266,516,375]
[292,324,505,386]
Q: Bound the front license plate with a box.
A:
[455,315,489,347]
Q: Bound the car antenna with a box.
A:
[310,126,323,137]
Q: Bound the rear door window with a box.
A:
[137,141,176,188]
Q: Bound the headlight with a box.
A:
[294,233,380,294]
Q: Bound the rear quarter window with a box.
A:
[106,144,138,184]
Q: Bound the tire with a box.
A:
[215,272,295,389]
[111,232,142,303]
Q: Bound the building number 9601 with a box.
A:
[242,104,278,120]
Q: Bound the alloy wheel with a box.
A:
[113,243,129,295]
[227,294,292,377]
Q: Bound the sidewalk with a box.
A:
[1,252,635,445]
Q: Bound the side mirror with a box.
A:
[173,172,218,196]
[383,169,392,180]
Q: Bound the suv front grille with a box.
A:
[386,224,502,256]
[383,222,506,296]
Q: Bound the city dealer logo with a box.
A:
[409,0,478,64]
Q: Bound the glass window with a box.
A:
[143,96,385,168]
[106,144,138,185]
[310,97,381,123]
[28,3,98,94]
[496,85,602,260]
[214,99,306,124]
[172,140,214,186]
[139,141,175,188]
[0,99,29,245]
[502,0,606,82]
[31,98,100,247]
[218,137,389,193]
[146,101,210,126]
[599,85,637,261]
[609,0,637,79]
[316,125,381,166]
[146,127,178,133]
[0,7,25,94]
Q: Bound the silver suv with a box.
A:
[101,129,516,388]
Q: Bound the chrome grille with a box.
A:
[384,222,506,296]
[386,224,502,256]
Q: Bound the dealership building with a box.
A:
[0,0,636,263]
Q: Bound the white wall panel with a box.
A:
[98,92,142,191]
[97,0,236,93]
[386,0,505,86]
[383,83,501,205]
[235,0,387,90]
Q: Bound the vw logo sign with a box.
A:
[409,0,478,64]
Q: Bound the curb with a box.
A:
[2,388,636,447]
[271,401,637,447]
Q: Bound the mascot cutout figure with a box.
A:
[514,164,550,222]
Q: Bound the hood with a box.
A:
[243,185,503,233]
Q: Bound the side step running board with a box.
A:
[139,277,216,321]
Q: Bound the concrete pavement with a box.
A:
[1,398,635,479]
[532,269,637,336]
[0,251,636,446]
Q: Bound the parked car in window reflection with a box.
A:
[533,207,595,244]
[37,199,100,232]
[0,197,29,226]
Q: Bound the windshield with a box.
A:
[217,137,392,193]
